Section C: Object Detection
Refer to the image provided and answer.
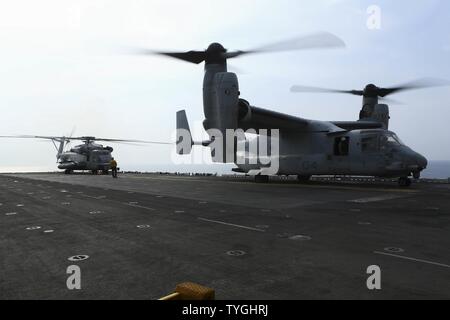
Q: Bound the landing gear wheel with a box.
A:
[297,175,312,183]
[413,171,421,180]
[255,175,269,183]
[64,169,73,175]
[91,170,98,175]
[398,177,412,187]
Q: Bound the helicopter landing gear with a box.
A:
[255,175,269,183]
[91,170,98,175]
[297,175,312,183]
[413,171,421,180]
[102,170,109,175]
[64,169,73,175]
[398,177,412,187]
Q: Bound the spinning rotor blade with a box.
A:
[126,31,345,64]
[85,138,172,145]
[290,78,449,99]
[0,135,172,145]
[224,32,346,59]
[376,78,449,97]
[0,135,70,141]
[290,85,363,96]
[154,50,207,64]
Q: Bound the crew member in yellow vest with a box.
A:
[110,157,118,178]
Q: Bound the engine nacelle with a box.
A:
[203,72,240,163]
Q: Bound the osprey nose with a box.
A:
[416,153,428,170]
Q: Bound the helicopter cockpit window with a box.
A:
[334,137,349,156]
[380,133,404,149]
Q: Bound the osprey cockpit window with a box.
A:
[380,133,404,149]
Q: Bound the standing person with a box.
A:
[110,157,118,178]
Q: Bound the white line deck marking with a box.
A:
[374,251,450,269]
[198,217,266,232]
[82,194,106,200]
[348,194,406,203]
[126,203,155,211]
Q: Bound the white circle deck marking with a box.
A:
[226,250,246,256]
[156,196,164,198]
[89,211,102,214]
[5,212,17,216]
[60,190,68,193]
[175,210,185,213]
[26,226,41,230]
[16,204,24,207]
[68,255,89,262]
[384,247,405,253]
[289,235,312,241]
[44,230,54,233]
[137,224,151,229]
[61,202,71,205]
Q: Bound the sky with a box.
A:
[0,0,449,173]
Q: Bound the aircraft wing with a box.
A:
[238,106,310,131]
[331,121,383,131]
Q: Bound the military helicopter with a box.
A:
[130,32,445,187]
[0,135,166,174]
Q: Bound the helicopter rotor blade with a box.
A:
[127,47,207,64]
[290,85,363,96]
[224,31,346,59]
[379,97,404,105]
[89,138,172,145]
[376,78,450,97]
[0,135,70,141]
[290,78,449,100]
[0,135,172,145]
[125,31,345,64]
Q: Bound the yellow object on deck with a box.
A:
[158,282,215,300]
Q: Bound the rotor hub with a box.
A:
[363,84,379,98]
[205,42,227,65]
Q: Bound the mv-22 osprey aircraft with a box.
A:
[135,32,444,187]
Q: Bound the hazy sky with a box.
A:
[0,0,449,172]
